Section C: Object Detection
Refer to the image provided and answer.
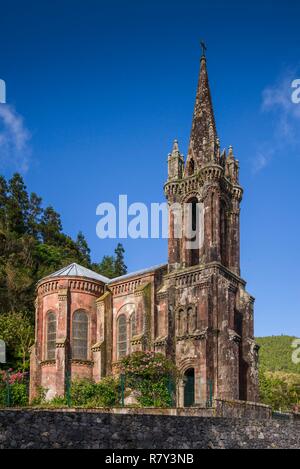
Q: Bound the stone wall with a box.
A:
[0,409,299,449]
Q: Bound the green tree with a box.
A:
[0,312,34,370]
[40,206,62,245]
[76,231,91,265]
[96,255,116,279]
[6,173,29,235]
[0,175,8,229]
[95,243,127,279]
[28,192,43,239]
[114,243,127,277]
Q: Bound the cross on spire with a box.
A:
[187,41,218,166]
[200,40,207,57]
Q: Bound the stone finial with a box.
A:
[172,139,179,152]
[187,50,217,166]
[168,139,184,180]
[171,139,184,160]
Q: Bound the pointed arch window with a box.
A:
[47,312,56,360]
[72,310,88,360]
[131,311,137,338]
[185,197,199,266]
[187,159,195,176]
[117,314,127,359]
[220,201,228,266]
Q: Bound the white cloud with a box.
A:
[0,104,31,172]
[252,151,271,174]
[253,67,300,173]
[262,70,300,138]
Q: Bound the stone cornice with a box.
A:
[38,277,104,297]
[165,262,246,288]
[56,338,67,348]
[96,291,111,303]
[228,329,241,344]
[153,336,168,347]
[131,334,145,346]
[58,288,68,301]
[176,328,208,342]
[70,359,94,367]
[110,276,154,297]
[40,360,56,367]
[157,290,168,301]
[232,184,243,202]
[199,163,224,182]
[134,282,151,298]
[91,341,105,352]
[164,164,244,204]
[246,337,260,352]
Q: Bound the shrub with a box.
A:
[259,368,300,411]
[71,377,120,407]
[116,351,179,407]
[70,379,96,406]
[30,386,47,406]
[47,396,68,407]
[90,377,120,407]
[9,382,28,407]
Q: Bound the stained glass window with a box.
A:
[131,311,137,338]
[118,314,127,358]
[47,312,56,360]
[72,310,88,360]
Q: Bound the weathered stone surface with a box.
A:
[30,51,259,409]
[0,410,299,449]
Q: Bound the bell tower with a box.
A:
[163,46,259,405]
[165,50,242,276]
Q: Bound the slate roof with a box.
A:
[108,264,167,284]
[43,262,167,285]
[43,263,110,283]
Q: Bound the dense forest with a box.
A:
[0,173,127,369]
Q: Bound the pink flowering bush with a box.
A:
[116,351,179,407]
[0,370,28,407]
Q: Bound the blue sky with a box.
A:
[0,0,300,337]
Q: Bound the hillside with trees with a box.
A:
[257,336,300,374]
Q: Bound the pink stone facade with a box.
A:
[30,52,259,406]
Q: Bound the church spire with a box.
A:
[187,46,218,166]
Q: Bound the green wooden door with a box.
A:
[184,369,195,407]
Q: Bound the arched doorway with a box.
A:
[184,368,195,407]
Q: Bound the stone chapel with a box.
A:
[30,50,259,406]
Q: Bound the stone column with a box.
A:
[55,287,69,397]
[177,380,185,407]
[168,200,182,272]
[93,291,112,380]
